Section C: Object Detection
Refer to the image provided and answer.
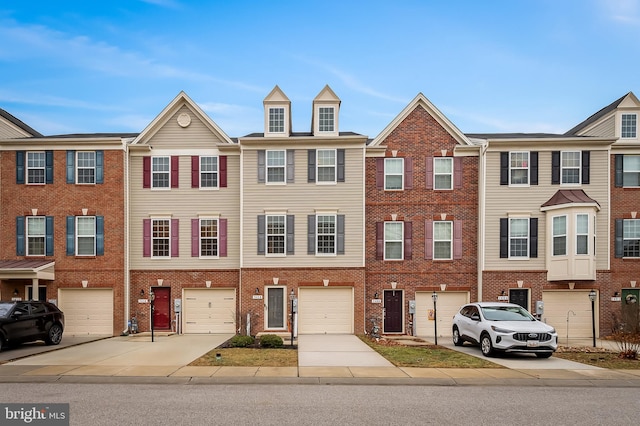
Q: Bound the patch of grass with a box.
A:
[189,347,297,367]
[554,351,640,369]
[358,335,503,368]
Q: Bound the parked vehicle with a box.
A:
[0,301,65,351]
[452,302,557,358]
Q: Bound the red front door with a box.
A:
[152,287,171,330]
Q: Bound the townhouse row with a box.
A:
[1,86,638,342]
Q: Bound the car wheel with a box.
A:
[480,333,494,357]
[536,353,553,359]
[452,327,463,346]
[45,324,63,345]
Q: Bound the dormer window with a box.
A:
[318,107,335,132]
[269,107,285,133]
[622,113,637,138]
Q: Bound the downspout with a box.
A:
[362,145,367,334]
[238,145,244,334]
[477,141,488,302]
[122,138,131,335]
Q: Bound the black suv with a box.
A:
[0,301,65,350]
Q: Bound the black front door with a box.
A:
[383,290,403,333]
[509,289,528,309]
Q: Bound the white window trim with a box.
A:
[576,213,589,256]
[508,217,529,260]
[433,157,453,190]
[433,220,453,260]
[151,217,171,258]
[76,216,96,257]
[26,151,46,185]
[316,213,337,256]
[560,151,581,185]
[267,106,287,135]
[621,113,637,139]
[76,151,96,185]
[384,158,404,191]
[509,151,530,187]
[552,215,567,257]
[199,217,219,259]
[316,149,337,184]
[151,156,171,190]
[623,155,640,188]
[383,221,404,261]
[265,214,287,257]
[199,156,219,190]
[317,106,336,133]
[266,150,286,185]
[26,216,46,257]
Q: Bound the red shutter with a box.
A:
[425,156,433,189]
[454,157,463,189]
[191,218,199,257]
[454,220,463,259]
[220,156,227,188]
[171,156,179,188]
[191,156,199,188]
[404,221,412,260]
[405,158,413,189]
[143,219,151,257]
[171,218,179,257]
[219,218,227,257]
[376,222,384,260]
[425,220,433,259]
[143,157,151,188]
[376,158,384,189]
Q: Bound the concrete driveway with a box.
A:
[297,334,393,367]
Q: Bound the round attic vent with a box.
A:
[177,113,191,128]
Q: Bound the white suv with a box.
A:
[452,302,558,358]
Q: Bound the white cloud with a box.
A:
[599,0,640,24]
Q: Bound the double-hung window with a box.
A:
[561,152,581,184]
[199,218,218,257]
[317,149,336,183]
[576,214,589,255]
[200,156,218,188]
[267,150,286,183]
[622,114,637,138]
[623,219,640,257]
[318,107,335,132]
[27,216,46,256]
[152,219,170,258]
[509,218,529,258]
[623,155,640,187]
[266,215,286,255]
[552,215,567,256]
[316,215,336,255]
[269,107,285,133]
[152,157,170,188]
[434,157,453,190]
[76,152,96,184]
[27,152,46,184]
[510,152,529,185]
[76,216,96,256]
[384,222,404,260]
[433,221,452,260]
[384,158,404,190]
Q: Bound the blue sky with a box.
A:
[1,0,640,138]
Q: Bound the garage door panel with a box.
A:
[183,289,235,334]
[542,291,596,340]
[298,288,353,334]
[416,292,468,339]
[58,289,113,336]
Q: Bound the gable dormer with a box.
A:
[617,92,640,141]
[311,85,340,137]
[263,85,291,137]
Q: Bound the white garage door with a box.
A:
[298,287,353,334]
[183,288,236,334]
[58,288,113,336]
[416,292,468,340]
[542,290,597,341]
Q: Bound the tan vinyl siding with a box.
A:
[581,115,615,138]
[0,121,31,138]
[143,105,225,150]
[484,149,609,271]
[242,146,365,268]
[129,153,240,270]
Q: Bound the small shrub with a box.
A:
[228,335,255,348]
[259,334,283,348]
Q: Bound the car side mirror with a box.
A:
[471,313,480,321]
[12,311,23,318]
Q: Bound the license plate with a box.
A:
[526,340,539,348]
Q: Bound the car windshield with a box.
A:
[0,302,14,318]
[481,305,535,321]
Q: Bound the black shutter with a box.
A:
[529,218,538,258]
[337,149,345,182]
[307,150,316,182]
[581,151,590,184]
[530,152,538,185]
[500,218,509,258]
[615,219,624,258]
[552,151,560,184]
[257,215,265,255]
[286,215,295,254]
[500,152,509,185]
[615,155,624,187]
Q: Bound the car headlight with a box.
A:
[548,328,556,334]
[490,325,514,334]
